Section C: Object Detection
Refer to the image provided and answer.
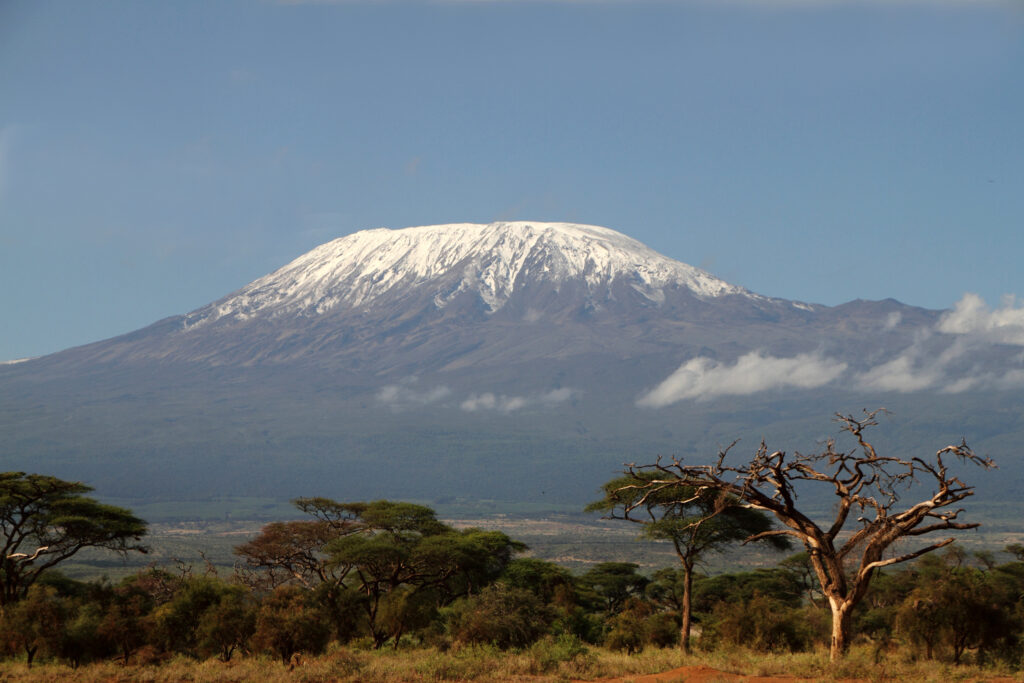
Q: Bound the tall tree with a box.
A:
[588,472,790,652]
[1,472,147,609]
[612,411,994,661]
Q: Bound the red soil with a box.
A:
[577,665,805,682]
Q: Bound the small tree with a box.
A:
[588,472,790,652]
[1,472,147,609]
[0,584,68,665]
[251,585,330,663]
[614,411,994,661]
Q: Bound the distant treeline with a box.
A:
[3,495,1024,668]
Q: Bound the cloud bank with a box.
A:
[376,382,451,409]
[461,388,576,413]
[851,294,1024,394]
[638,351,847,407]
[937,293,1024,345]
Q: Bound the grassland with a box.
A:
[1,643,1021,682]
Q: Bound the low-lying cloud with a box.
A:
[853,330,1024,394]
[461,388,576,413]
[938,293,1024,345]
[637,351,847,407]
[376,382,451,409]
[854,345,947,393]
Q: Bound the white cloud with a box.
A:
[854,351,944,393]
[461,393,524,413]
[937,293,1024,345]
[376,382,451,409]
[461,387,577,413]
[637,351,847,407]
[853,330,1024,394]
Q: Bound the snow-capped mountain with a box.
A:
[2,220,1017,507]
[39,221,835,371]
[186,222,757,328]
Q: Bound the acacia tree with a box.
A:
[236,498,524,648]
[614,411,994,661]
[588,472,790,653]
[1,472,147,609]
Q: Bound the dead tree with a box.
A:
[617,410,995,662]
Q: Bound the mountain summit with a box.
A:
[184,222,754,329]
[19,221,895,374]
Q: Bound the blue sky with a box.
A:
[1,0,1022,361]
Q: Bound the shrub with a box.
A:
[446,583,553,649]
[702,594,818,653]
[252,585,331,662]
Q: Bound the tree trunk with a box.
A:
[829,601,852,662]
[679,564,693,654]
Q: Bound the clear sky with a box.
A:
[1,0,1022,361]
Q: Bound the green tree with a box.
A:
[236,498,524,649]
[325,501,524,648]
[1,472,147,608]
[0,584,69,665]
[577,562,649,616]
[196,588,256,661]
[445,582,553,649]
[251,585,330,663]
[588,471,790,652]
[896,548,1020,664]
[148,576,252,659]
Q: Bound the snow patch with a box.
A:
[184,222,753,327]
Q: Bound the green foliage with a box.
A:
[252,584,331,663]
[0,472,147,607]
[526,633,592,673]
[445,582,553,649]
[238,498,526,649]
[603,598,652,654]
[577,562,648,615]
[895,549,1023,664]
[589,470,790,652]
[702,594,823,653]
[0,584,69,665]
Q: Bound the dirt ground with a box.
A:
[576,665,802,681]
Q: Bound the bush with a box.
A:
[527,633,591,673]
[252,585,331,662]
[701,594,819,653]
[446,583,553,649]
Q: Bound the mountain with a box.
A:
[2,222,1021,508]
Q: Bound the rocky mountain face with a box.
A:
[2,222,1021,506]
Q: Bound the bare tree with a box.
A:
[615,410,995,661]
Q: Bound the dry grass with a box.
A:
[0,644,1020,682]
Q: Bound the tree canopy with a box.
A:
[588,470,790,652]
[1,472,147,608]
